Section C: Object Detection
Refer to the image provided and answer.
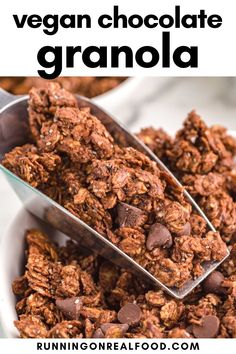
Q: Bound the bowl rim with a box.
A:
[93,77,143,107]
[94,77,134,100]
[0,208,28,338]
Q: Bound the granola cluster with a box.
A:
[138,112,236,243]
[2,84,228,289]
[2,84,236,338]
[0,77,126,98]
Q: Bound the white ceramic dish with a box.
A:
[94,77,173,124]
[0,209,69,338]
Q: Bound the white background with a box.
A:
[0,0,236,76]
[0,338,236,354]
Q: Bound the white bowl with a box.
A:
[0,209,69,338]
[94,77,173,124]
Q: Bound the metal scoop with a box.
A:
[0,88,229,299]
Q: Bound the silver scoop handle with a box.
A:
[0,89,18,110]
[0,90,28,158]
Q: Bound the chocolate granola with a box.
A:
[13,228,236,338]
[138,112,236,243]
[2,83,228,289]
[8,92,236,338]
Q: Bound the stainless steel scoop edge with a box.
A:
[0,89,229,299]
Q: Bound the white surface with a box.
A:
[129,77,236,135]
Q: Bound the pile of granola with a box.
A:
[0,76,126,97]
[12,227,236,338]
[2,83,236,338]
[3,83,228,289]
[138,112,236,243]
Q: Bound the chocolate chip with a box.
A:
[117,202,146,228]
[55,297,82,320]
[176,222,191,236]
[93,328,105,338]
[203,271,225,294]
[100,323,129,335]
[193,315,220,338]
[146,223,172,250]
[118,303,142,325]
[186,325,193,334]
